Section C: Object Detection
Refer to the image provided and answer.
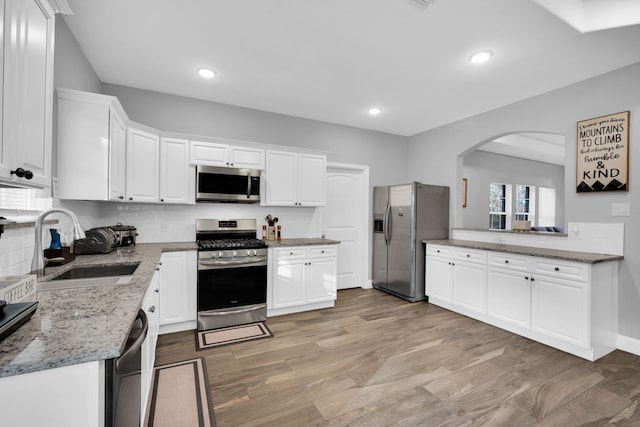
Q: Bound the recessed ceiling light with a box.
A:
[198,68,216,78]
[368,107,383,115]
[468,50,493,64]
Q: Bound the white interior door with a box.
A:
[321,163,369,290]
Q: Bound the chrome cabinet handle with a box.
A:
[149,306,156,313]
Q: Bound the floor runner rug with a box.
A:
[196,322,273,350]
[144,358,215,427]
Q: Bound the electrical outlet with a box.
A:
[570,224,580,238]
[612,202,630,217]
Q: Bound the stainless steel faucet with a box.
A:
[31,208,86,276]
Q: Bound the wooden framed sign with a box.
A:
[576,111,629,192]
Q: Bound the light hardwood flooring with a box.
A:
[155,288,640,426]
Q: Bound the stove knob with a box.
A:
[253,250,258,256]
[233,250,237,257]
[218,252,223,258]
[246,250,251,256]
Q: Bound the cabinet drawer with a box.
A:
[426,245,452,257]
[454,248,486,264]
[274,248,306,260]
[488,252,529,272]
[308,246,337,258]
[532,258,589,282]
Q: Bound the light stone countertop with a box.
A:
[424,239,623,264]
[264,238,340,247]
[0,242,197,379]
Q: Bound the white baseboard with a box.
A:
[362,279,372,289]
[617,334,640,356]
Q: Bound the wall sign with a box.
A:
[576,111,629,193]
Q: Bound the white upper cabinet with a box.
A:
[126,127,160,203]
[189,139,265,169]
[0,0,55,188]
[57,89,128,201]
[160,137,194,204]
[263,150,326,206]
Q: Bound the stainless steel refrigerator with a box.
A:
[373,182,449,302]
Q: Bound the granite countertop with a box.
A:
[424,239,623,264]
[0,242,196,379]
[265,238,340,247]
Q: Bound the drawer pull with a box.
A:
[290,252,293,255]
[524,276,529,280]
[505,260,509,264]
[321,250,325,253]
[531,277,535,282]
[554,267,560,272]
[466,254,470,258]
[437,249,440,253]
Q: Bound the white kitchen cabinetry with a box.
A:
[160,137,195,204]
[268,245,337,316]
[425,245,486,316]
[57,88,128,201]
[487,252,531,329]
[0,0,55,188]
[425,245,453,302]
[141,270,160,425]
[452,249,487,315]
[158,250,197,334]
[126,127,160,203]
[530,260,589,348]
[263,150,326,206]
[190,139,265,169]
[0,360,104,427]
[425,243,619,361]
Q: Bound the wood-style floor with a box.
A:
[155,288,640,426]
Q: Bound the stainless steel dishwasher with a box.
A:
[106,309,148,427]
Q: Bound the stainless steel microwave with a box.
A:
[196,165,261,203]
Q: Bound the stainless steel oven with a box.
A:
[196,219,268,331]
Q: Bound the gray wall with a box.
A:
[408,61,640,340]
[462,150,565,228]
[101,83,408,187]
[54,17,101,92]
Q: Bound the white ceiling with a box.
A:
[62,0,640,136]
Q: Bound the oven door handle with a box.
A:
[198,258,267,270]
[199,305,265,316]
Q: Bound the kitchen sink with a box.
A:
[39,262,141,291]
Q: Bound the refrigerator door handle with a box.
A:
[384,203,391,245]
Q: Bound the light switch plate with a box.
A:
[612,202,630,217]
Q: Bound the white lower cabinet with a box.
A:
[141,271,160,425]
[268,245,337,316]
[158,251,197,334]
[425,245,486,316]
[531,275,588,348]
[425,243,619,361]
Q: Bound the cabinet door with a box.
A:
[108,108,126,201]
[531,275,589,348]
[141,272,160,423]
[265,150,297,206]
[1,0,54,188]
[425,255,452,302]
[189,140,229,166]
[487,267,530,328]
[272,259,306,308]
[230,146,265,169]
[126,127,159,202]
[158,251,197,326]
[160,137,194,204]
[306,257,336,303]
[297,153,326,206]
[452,261,487,314]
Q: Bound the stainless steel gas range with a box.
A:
[196,219,268,331]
